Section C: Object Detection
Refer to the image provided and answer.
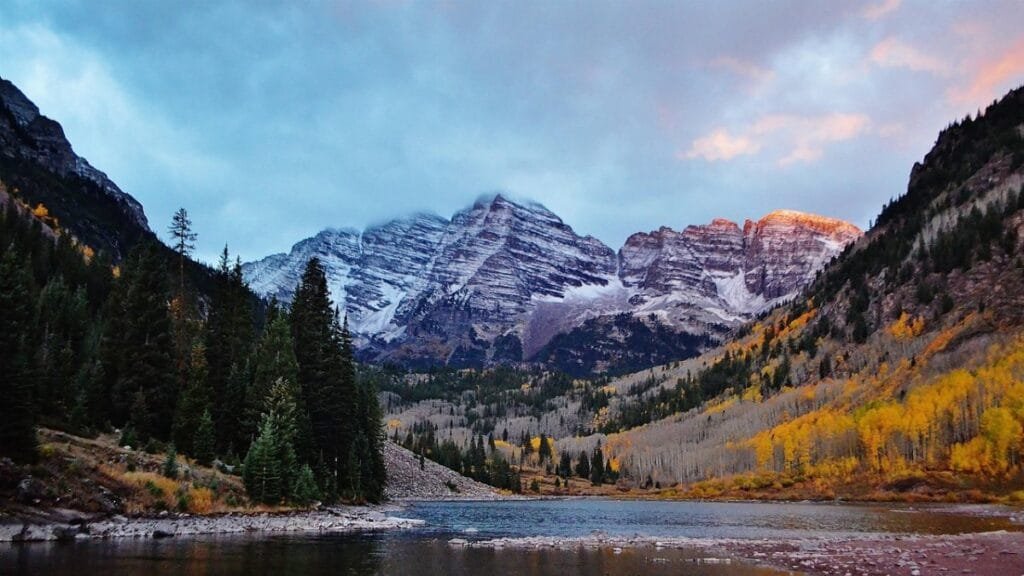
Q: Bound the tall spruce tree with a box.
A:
[591,444,605,485]
[205,247,254,452]
[193,409,216,466]
[576,450,590,480]
[290,258,370,500]
[0,248,38,462]
[101,241,176,438]
[291,258,339,494]
[172,342,211,454]
[247,312,300,444]
[356,369,387,502]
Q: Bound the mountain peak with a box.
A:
[0,78,41,127]
[0,76,151,253]
[756,209,862,236]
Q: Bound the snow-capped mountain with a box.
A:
[243,195,861,372]
[616,210,862,326]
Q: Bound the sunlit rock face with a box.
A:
[618,210,862,327]
[244,196,860,371]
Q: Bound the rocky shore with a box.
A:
[449,530,1024,575]
[0,505,423,542]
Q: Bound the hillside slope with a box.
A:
[587,85,1024,499]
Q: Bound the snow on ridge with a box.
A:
[243,195,859,358]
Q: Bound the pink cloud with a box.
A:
[862,0,901,20]
[682,113,870,166]
[681,129,761,161]
[869,38,949,75]
[948,38,1024,106]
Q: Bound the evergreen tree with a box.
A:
[163,444,179,479]
[193,409,216,466]
[575,450,590,479]
[167,207,196,294]
[102,242,177,438]
[167,210,200,419]
[591,445,605,485]
[291,463,321,505]
[247,313,299,442]
[205,247,254,452]
[356,369,387,502]
[558,452,573,478]
[290,258,359,499]
[172,342,211,454]
[243,418,284,504]
[538,432,551,462]
[0,249,37,463]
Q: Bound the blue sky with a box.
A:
[2,1,1023,263]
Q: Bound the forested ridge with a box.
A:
[590,86,1024,499]
[0,196,386,507]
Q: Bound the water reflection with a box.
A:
[1,533,780,576]
[2,500,1018,576]
[407,499,1022,540]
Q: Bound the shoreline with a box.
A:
[451,530,1024,575]
[5,498,1024,575]
[0,505,424,543]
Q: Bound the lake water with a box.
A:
[2,500,1019,576]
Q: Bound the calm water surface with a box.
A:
[1,499,1019,576]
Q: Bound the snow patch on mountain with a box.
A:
[243,196,861,366]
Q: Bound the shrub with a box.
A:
[163,445,179,479]
[187,487,214,514]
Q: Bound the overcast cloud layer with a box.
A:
[2,1,1023,263]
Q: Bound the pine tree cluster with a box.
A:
[0,204,386,504]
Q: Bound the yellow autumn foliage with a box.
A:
[740,333,1024,480]
[888,312,926,340]
[702,396,737,416]
[187,487,214,514]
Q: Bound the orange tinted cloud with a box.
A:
[681,129,761,161]
[683,113,870,165]
[862,0,901,20]
[869,38,949,75]
[949,38,1024,105]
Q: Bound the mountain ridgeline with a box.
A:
[243,199,860,375]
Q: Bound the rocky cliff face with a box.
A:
[0,77,150,259]
[244,196,861,372]
[615,210,861,329]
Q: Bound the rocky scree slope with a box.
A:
[383,441,501,500]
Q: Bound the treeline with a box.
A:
[397,425,620,492]
[554,442,618,486]
[0,203,385,504]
